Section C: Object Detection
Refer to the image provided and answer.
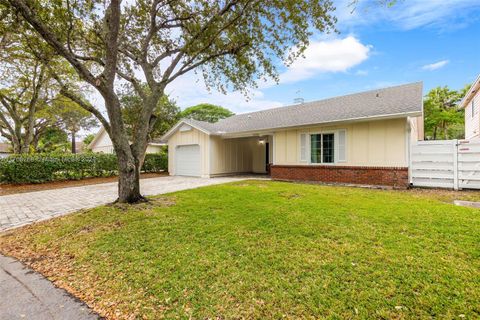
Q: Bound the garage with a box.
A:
[175,145,201,177]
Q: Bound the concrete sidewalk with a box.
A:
[0,254,99,320]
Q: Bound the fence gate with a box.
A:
[410,139,480,190]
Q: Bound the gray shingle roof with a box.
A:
[166,82,423,138]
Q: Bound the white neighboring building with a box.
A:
[88,127,165,154]
[0,142,12,158]
[460,74,480,139]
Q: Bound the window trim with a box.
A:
[299,133,308,162]
[309,130,337,165]
[337,129,347,163]
[299,129,347,165]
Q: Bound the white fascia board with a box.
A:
[459,74,480,109]
[161,120,211,141]
[220,111,423,138]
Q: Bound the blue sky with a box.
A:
[165,0,480,114]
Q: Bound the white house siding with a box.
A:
[90,130,115,153]
[465,90,480,139]
[273,118,409,167]
[167,126,210,177]
[409,115,424,142]
[146,145,163,154]
[91,129,164,154]
[209,136,253,176]
[209,136,271,176]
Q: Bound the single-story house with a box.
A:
[0,142,12,158]
[88,127,165,154]
[161,82,424,188]
[459,73,479,139]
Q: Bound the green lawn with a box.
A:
[1,181,479,319]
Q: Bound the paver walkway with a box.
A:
[0,254,99,320]
[0,176,247,232]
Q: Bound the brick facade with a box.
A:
[270,165,409,189]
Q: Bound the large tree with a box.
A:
[120,88,180,143]
[2,0,336,203]
[53,95,98,154]
[0,54,55,153]
[180,103,233,123]
[36,127,69,153]
[424,86,469,140]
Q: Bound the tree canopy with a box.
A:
[53,95,98,153]
[179,103,233,123]
[120,89,180,142]
[424,86,469,140]
[0,36,57,153]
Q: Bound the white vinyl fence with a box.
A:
[410,139,480,190]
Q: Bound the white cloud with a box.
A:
[355,69,368,76]
[164,36,371,113]
[165,72,283,114]
[334,0,480,31]
[422,60,449,71]
[279,36,371,84]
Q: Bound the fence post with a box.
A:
[453,139,459,190]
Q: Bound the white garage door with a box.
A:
[175,145,201,177]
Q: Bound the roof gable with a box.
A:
[459,74,480,109]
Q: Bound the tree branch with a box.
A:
[59,88,111,133]
[7,0,99,88]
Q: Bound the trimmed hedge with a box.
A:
[0,153,168,184]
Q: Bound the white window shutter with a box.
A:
[337,129,346,162]
[300,133,307,162]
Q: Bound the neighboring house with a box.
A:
[162,82,424,188]
[75,141,85,154]
[0,142,12,158]
[459,74,480,139]
[88,127,165,154]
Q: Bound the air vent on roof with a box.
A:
[247,115,252,119]
[376,93,380,98]
[294,97,304,104]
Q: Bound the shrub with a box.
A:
[0,152,167,184]
[143,152,168,173]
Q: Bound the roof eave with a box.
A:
[220,110,423,138]
[160,119,212,141]
[459,74,480,109]
[87,127,105,149]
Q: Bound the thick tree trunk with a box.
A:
[12,141,21,154]
[117,155,144,203]
[71,131,76,154]
[102,90,145,203]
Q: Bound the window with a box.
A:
[310,133,335,164]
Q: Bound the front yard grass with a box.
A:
[1,180,479,319]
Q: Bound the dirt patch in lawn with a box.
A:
[0,172,168,196]
[403,187,480,203]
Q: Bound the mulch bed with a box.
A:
[0,172,168,196]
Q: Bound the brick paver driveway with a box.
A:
[0,176,248,232]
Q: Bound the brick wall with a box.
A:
[270,165,409,189]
